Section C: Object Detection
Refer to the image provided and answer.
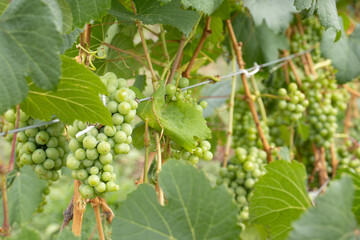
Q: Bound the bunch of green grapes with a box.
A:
[290,16,322,61]
[232,96,272,149]
[171,139,213,165]
[303,72,349,148]
[165,77,208,112]
[3,109,69,181]
[166,78,213,164]
[337,142,360,174]
[277,83,309,122]
[66,72,137,199]
[217,147,267,221]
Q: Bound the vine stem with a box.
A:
[130,0,157,89]
[8,104,20,172]
[160,25,170,64]
[166,34,187,84]
[72,180,86,236]
[91,197,105,240]
[296,14,317,77]
[144,119,150,183]
[226,19,273,163]
[0,157,10,237]
[223,51,236,167]
[343,84,360,98]
[250,76,267,123]
[283,50,303,89]
[182,17,212,78]
[155,132,164,205]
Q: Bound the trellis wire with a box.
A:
[0,49,312,136]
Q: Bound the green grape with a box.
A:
[166,84,177,96]
[118,102,131,115]
[97,141,111,155]
[95,182,106,193]
[43,159,55,169]
[35,131,50,145]
[77,169,88,180]
[32,149,46,163]
[45,148,59,160]
[20,153,33,165]
[178,77,189,88]
[88,175,100,186]
[83,135,97,149]
[79,184,95,199]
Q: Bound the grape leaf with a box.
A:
[10,227,42,240]
[0,167,47,226]
[21,56,112,126]
[45,0,72,34]
[245,0,296,33]
[94,33,140,79]
[134,74,147,92]
[112,160,241,240]
[109,0,200,35]
[181,0,223,15]
[60,28,82,54]
[294,0,341,41]
[231,13,289,66]
[289,177,360,240]
[64,0,111,28]
[336,169,360,224]
[321,23,360,83]
[0,0,62,115]
[137,84,211,151]
[249,160,312,240]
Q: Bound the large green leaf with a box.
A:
[64,0,111,28]
[181,0,223,15]
[109,0,200,35]
[289,177,360,240]
[294,0,341,40]
[245,0,296,33]
[21,56,112,126]
[0,0,62,115]
[249,160,312,240]
[0,167,47,226]
[137,84,211,151]
[231,13,289,66]
[337,169,360,224]
[321,23,360,83]
[112,160,241,240]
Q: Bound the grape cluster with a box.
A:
[232,96,272,149]
[303,72,349,147]
[337,142,360,174]
[66,72,137,199]
[166,78,213,164]
[277,83,308,122]
[290,16,322,61]
[217,147,267,221]
[3,109,69,181]
[172,139,213,165]
[165,77,208,112]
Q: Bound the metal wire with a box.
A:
[0,49,312,136]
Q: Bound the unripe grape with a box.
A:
[32,149,46,163]
[83,135,97,149]
[118,102,131,115]
[35,131,49,145]
[88,175,100,186]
